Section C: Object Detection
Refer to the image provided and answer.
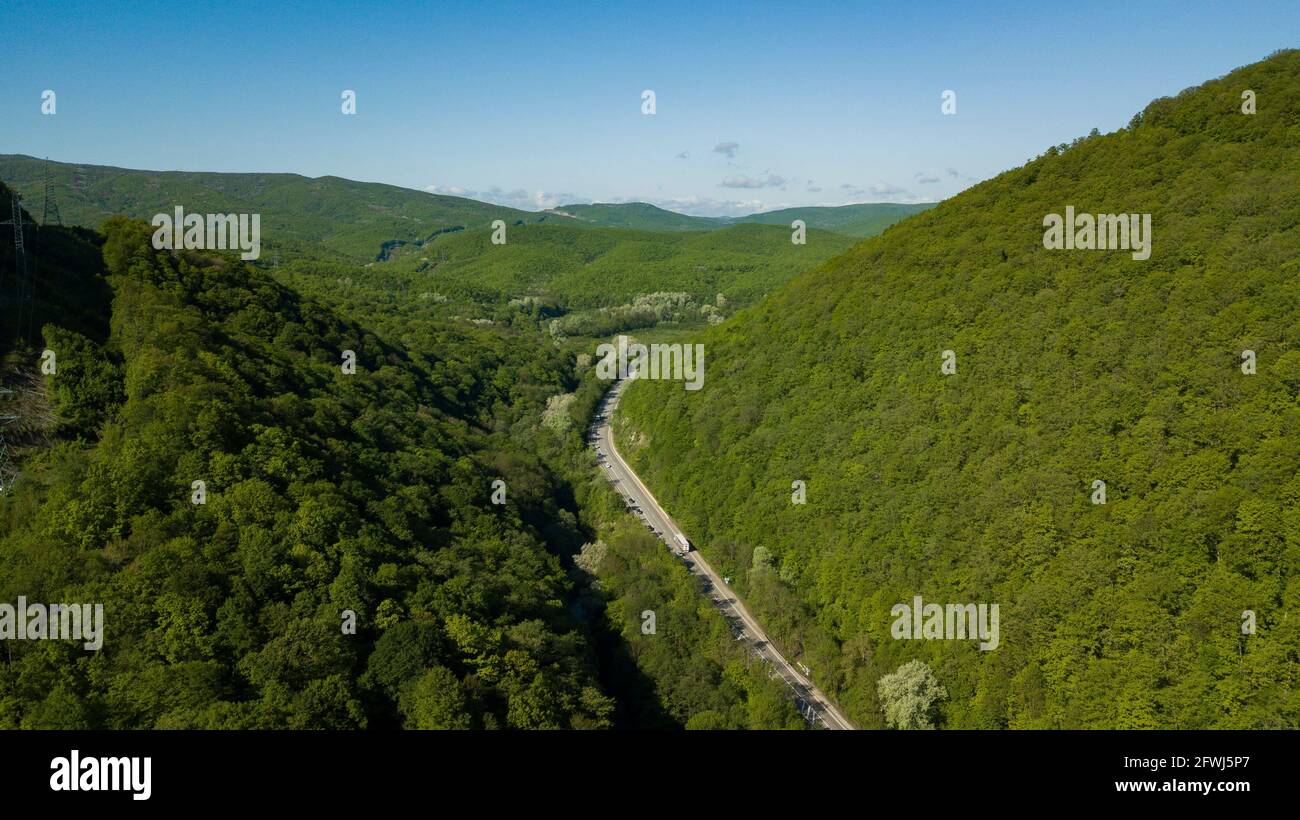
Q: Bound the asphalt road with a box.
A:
[589,377,856,730]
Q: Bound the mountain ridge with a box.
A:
[547,200,936,236]
[616,47,1300,729]
[0,156,935,264]
[0,155,563,262]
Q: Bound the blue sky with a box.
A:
[2,0,1297,216]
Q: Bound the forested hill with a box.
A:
[0,185,616,728]
[546,201,936,237]
[0,155,561,263]
[376,220,857,311]
[617,49,1300,729]
[730,203,935,237]
[545,202,722,231]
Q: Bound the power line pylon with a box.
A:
[1,192,34,339]
[41,159,63,227]
[2,192,26,254]
[0,192,24,297]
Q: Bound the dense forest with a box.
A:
[617,50,1300,729]
[0,184,806,729]
[371,220,856,319]
[1,155,881,338]
[0,155,555,264]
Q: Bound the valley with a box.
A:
[1,31,1296,739]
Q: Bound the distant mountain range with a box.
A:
[545,201,934,236]
[0,155,933,261]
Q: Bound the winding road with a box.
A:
[589,377,856,730]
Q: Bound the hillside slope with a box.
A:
[732,202,935,237]
[0,156,565,262]
[617,49,1300,729]
[0,188,618,729]
[379,221,857,311]
[545,202,721,232]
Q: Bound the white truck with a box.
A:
[674,533,692,552]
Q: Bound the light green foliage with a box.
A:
[878,660,947,730]
[377,221,857,320]
[542,393,577,433]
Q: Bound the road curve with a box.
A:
[589,377,857,730]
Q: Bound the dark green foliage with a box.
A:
[39,325,123,436]
[0,215,615,729]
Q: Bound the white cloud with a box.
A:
[832,181,937,205]
[420,174,937,219]
[642,195,767,218]
[720,173,786,189]
[840,181,911,199]
[713,141,739,158]
[425,183,469,196]
[424,183,577,211]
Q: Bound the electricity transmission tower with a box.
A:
[0,175,50,492]
[1,192,35,339]
[41,159,63,226]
